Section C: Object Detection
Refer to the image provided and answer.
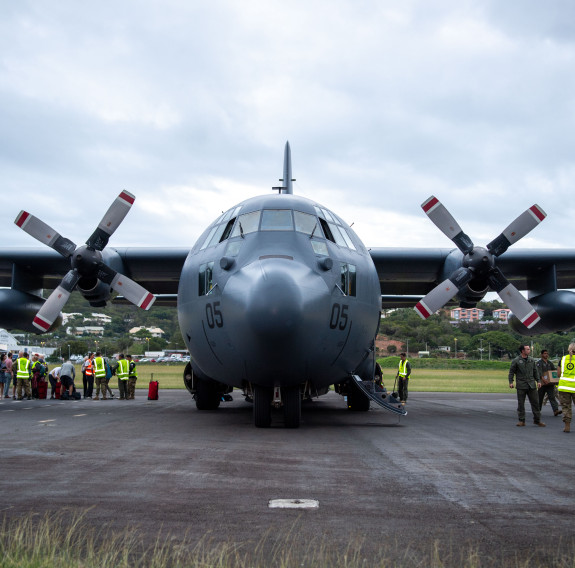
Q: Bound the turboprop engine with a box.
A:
[508,290,575,336]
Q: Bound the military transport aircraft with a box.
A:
[2,142,575,428]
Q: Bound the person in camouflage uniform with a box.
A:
[126,355,138,400]
[509,344,545,427]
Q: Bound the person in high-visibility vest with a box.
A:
[116,353,130,400]
[126,355,138,400]
[82,353,95,399]
[557,342,575,433]
[396,352,411,405]
[16,351,32,400]
[93,352,107,401]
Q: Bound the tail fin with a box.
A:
[274,141,295,194]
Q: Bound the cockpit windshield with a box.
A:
[199,205,358,252]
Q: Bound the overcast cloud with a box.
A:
[1,0,574,253]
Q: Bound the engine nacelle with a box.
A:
[77,277,112,308]
[0,289,62,333]
[456,282,490,308]
[509,290,575,336]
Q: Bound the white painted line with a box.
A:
[38,419,56,423]
[73,414,87,417]
[268,499,319,509]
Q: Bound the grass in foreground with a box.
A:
[2,511,574,568]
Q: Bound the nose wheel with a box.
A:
[282,386,301,428]
[253,385,302,428]
[253,385,272,428]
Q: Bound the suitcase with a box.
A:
[55,380,62,399]
[37,381,48,399]
[148,379,159,400]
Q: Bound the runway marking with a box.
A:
[74,414,87,417]
[38,419,56,423]
[268,499,319,509]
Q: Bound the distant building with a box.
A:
[129,326,164,338]
[1,329,56,357]
[493,308,511,323]
[450,307,484,322]
[66,326,105,336]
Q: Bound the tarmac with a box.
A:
[2,389,574,565]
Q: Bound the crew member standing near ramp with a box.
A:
[396,352,411,406]
[557,342,575,433]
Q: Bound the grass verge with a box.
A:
[1,511,574,568]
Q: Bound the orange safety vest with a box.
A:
[85,359,94,376]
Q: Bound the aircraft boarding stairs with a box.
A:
[352,375,407,416]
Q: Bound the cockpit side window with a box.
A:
[198,262,214,296]
[199,206,244,250]
[314,206,356,250]
[318,217,334,242]
[340,263,357,297]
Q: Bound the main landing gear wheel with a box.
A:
[253,385,272,428]
[283,386,301,429]
[195,379,221,410]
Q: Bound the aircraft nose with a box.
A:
[247,261,303,338]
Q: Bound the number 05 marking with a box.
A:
[330,303,349,330]
[206,301,224,329]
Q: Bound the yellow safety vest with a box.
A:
[559,355,575,393]
[398,359,409,377]
[16,358,31,380]
[117,359,129,380]
[94,357,106,379]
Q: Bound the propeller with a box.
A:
[15,191,155,332]
[414,196,546,329]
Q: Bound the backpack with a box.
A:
[105,362,112,380]
[34,361,46,377]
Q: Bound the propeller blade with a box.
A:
[487,204,547,257]
[488,267,540,329]
[86,190,136,251]
[14,211,77,258]
[421,196,474,254]
[414,267,474,319]
[32,270,80,332]
[110,272,156,310]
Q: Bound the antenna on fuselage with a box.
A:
[272,141,295,194]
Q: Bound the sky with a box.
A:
[2,0,575,254]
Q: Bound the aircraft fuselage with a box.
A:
[178,193,381,391]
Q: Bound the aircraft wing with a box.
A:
[4,245,575,300]
[369,247,575,307]
[0,247,189,294]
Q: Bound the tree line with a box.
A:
[378,300,575,360]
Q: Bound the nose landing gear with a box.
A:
[253,385,302,428]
